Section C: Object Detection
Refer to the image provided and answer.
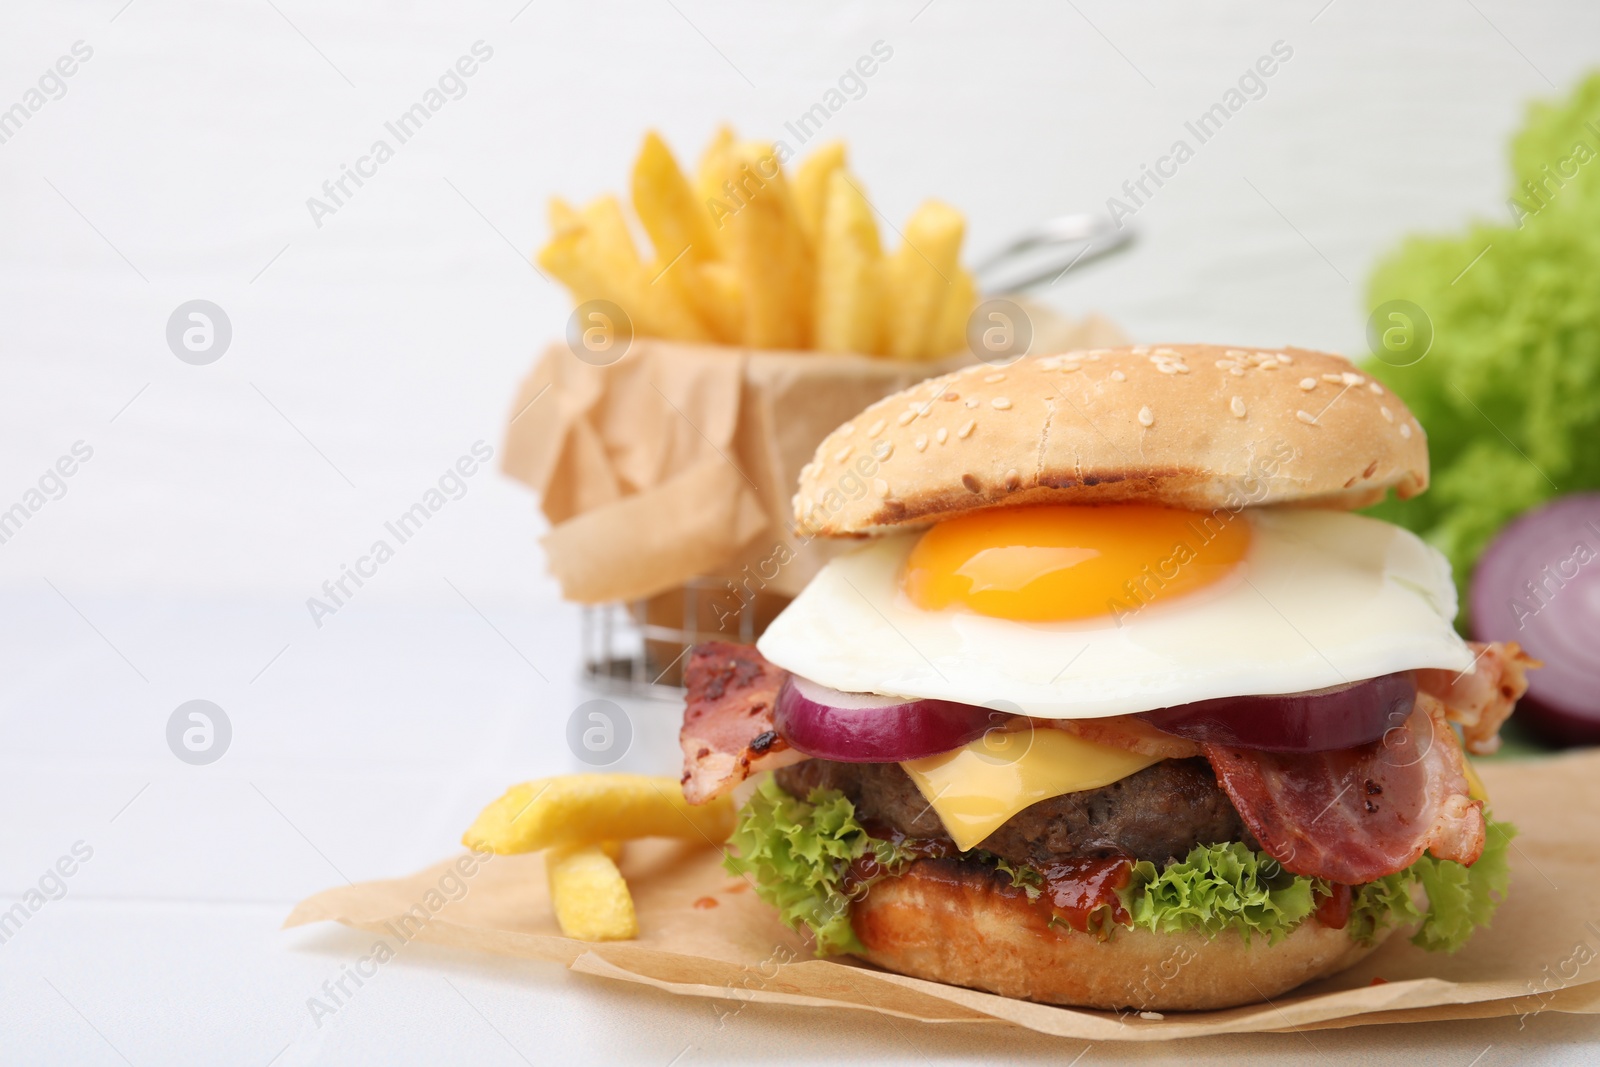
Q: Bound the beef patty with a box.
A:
[775,757,1252,868]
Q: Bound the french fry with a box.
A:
[547,196,580,231]
[693,260,744,343]
[462,774,734,854]
[814,169,884,354]
[632,131,717,267]
[536,196,712,343]
[694,125,738,257]
[726,140,812,349]
[883,199,966,360]
[932,266,977,358]
[793,141,846,245]
[546,842,637,941]
[578,195,641,271]
[631,133,745,342]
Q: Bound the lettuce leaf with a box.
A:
[726,780,1516,957]
[1123,842,1317,944]
[723,778,916,955]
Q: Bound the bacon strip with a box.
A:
[1416,640,1538,755]
[1043,714,1202,760]
[1203,692,1485,884]
[680,642,806,805]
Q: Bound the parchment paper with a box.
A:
[501,304,1126,604]
[286,750,1600,1041]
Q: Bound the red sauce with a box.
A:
[840,825,956,899]
[1314,883,1352,930]
[692,896,719,910]
[1039,857,1134,934]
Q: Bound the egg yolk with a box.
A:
[903,504,1251,622]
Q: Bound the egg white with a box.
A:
[757,509,1474,719]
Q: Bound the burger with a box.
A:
[678,345,1533,1012]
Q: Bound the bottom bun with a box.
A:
[850,859,1389,1011]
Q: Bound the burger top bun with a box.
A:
[792,344,1430,538]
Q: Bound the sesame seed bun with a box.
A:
[791,345,1428,539]
[851,858,1390,1011]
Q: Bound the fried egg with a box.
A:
[757,505,1473,718]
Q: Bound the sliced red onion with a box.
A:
[772,675,997,763]
[1471,492,1600,746]
[1135,673,1415,752]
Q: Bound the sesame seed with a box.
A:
[834,446,852,463]
[965,398,979,409]
[874,478,890,497]
[1380,406,1394,423]
[1341,372,1363,386]
[943,391,959,401]
[839,424,854,436]
[1258,360,1278,370]
[936,427,949,444]
[914,434,928,452]
[1299,378,1317,391]
[878,441,894,459]
[1110,369,1127,382]
[896,409,917,427]
[1215,360,1235,370]
[1400,423,1413,439]
[1137,406,1154,427]
[868,419,886,437]
[1230,396,1247,418]
[1004,469,1021,490]
[961,473,981,493]
[1229,366,1245,377]
[984,372,1007,383]
[991,397,1012,410]
[1322,373,1343,384]
[1368,382,1383,395]
[958,419,976,439]
[1296,410,1318,424]
[1225,349,1250,358]
[1156,363,1179,375]
[1277,354,1293,364]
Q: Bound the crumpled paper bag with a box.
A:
[501,305,1127,604]
[286,750,1600,1042]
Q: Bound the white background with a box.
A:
[2,1,1597,1063]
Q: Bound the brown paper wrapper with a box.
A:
[502,305,1126,604]
[287,751,1600,1041]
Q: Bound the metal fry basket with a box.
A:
[580,579,787,700]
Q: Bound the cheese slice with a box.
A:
[901,729,1162,851]
[1463,757,1489,803]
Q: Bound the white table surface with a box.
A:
[3,1,1598,1062]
